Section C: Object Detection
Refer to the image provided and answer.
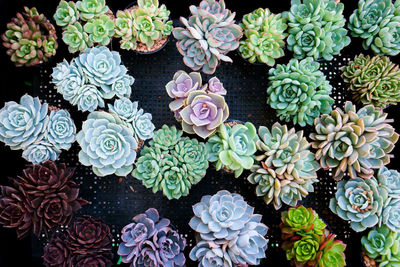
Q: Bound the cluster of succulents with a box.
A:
[310,101,399,181]
[247,123,320,210]
[2,7,57,67]
[0,94,76,164]
[189,190,269,266]
[132,125,208,199]
[267,57,334,126]
[284,0,350,60]
[54,0,114,53]
[165,70,229,139]
[206,121,258,177]
[118,208,186,267]
[43,215,113,267]
[348,0,400,56]
[239,8,288,66]
[342,54,400,108]
[0,161,87,239]
[114,0,173,52]
[280,205,347,267]
[173,0,243,74]
[51,46,135,112]
[330,166,400,232]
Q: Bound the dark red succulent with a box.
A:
[71,252,113,267]
[43,234,72,267]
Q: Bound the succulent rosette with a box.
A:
[267,57,334,126]
[83,15,114,46]
[76,0,109,21]
[284,0,350,60]
[342,54,400,108]
[362,226,399,259]
[2,7,58,67]
[112,75,134,99]
[316,233,347,267]
[382,198,400,233]
[53,1,79,28]
[43,234,72,267]
[348,0,400,56]
[46,110,76,150]
[377,167,400,198]
[74,84,105,112]
[207,77,227,96]
[189,240,233,267]
[22,140,61,165]
[311,101,399,180]
[239,8,288,66]
[248,123,320,210]
[62,23,92,53]
[286,235,321,264]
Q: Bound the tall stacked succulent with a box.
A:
[118,208,186,267]
[310,101,399,180]
[284,0,350,60]
[206,122,258,177]
[247,123,320,210]
[132,125,209,199]
[239,8,288,66]
[342,54,400,108]
[173,0,243,74]
[348,0,400,56]
[2,7,57,66]
[189,190,269,266]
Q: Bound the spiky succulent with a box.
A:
[132,125,208,199]
[342,54,400,108]
[247,123,320,210]
[310,101,399,180]
[267,57,334,126]
[2,7,58,67]
[348,0,400,56]
[173,0,243,74]
[239,8,287,65]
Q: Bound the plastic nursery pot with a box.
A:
[361,252,376,267]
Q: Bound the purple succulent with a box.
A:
[207,77,227,95]
[154,227,186,267]
[134,241,161,267]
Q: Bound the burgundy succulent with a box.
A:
[43,234,71,267]
[71,252,113,267]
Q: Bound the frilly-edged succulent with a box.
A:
[190,190,269,266]
[118,208,186,267]
[173,0,243,74]
[284,0,350,60]
[77,111,138,177]
[342,54,400,108]
[239,8,288,66]
[2,7,58,67]
[310,101,399,180]
[132,125,208,199]
[267,57,334,126]
[348,0,400,56]
[206,122,258,177]
[247,123,320,210]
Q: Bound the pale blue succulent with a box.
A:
[112,74,134,98]
[132,109,155,141]
[57,60,86,104]
[51,59,71,86]
[22,140,61,164]
[108,98,137,122]
[377,167,400,198]
[189,240,233,267]
[46,110,76,150]
[0,95,49,150]
[382,198,400,233]
[74,84,105,112]
[76,111,137,177]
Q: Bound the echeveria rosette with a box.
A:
[180,90,229,139]
[248,123,320,210]
[22,140,61,164]
[188,0,233,22]
[267,57,334,126]
[206,122,258,178]
[108,97,138,122]
[132,107,155,142]
[76,0,109,21]
[54,60,86,104]
[377,167,400,198]
[329,177,386,232]
[46,110,76,150]
[112,74,134,99]
[207,77,227,96]
[342,54,400,108]
[52,59,72,86]
[189,240,233,267]
[362,226,399,260]
[151,124,182,151]
[43,234,72,267]
[382,198,400,233]
[286,234,321,265]
[62,23,92,53]
[114,9,137,50]
[74,84,105,112]
[53,1,79,28]
[77,111,137,177]
[154,226,186,267]
[84,15,114,46]
[310,101,399,180]
[316,233,347,267]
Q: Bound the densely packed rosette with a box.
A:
[2,7,58,67]
[0,161,87,239]
[248,123,319,210]
[173,0,243,74]
[54,0,114,53]
[43,215,113,267]
[239,8,288,66]
[342,54,400,108]
[189,190,269,266]
[267,57,334,126]
[348,0,400,56]
[310,101,399,180]
[280,205,346,267]
[132,125,208,199]
[0,94,76,164]
[283,0,350,60]
[118,208,186,267]
[51,46,135,112]
[114,0,173,52]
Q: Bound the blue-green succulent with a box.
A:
[46,110,76,150]
[377,167,400,198]
[382,198,400,233]
[74,84,105,112]
[111,75,134,99]
[76,0,109,21]
[22,140,61,164]
[362,226,399,259]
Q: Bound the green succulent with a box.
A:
[380,250,400,267]
[286,235,321,264]
[342,54,400,108]
[53,1,79,28]
[76,0,108,21]
[132,9,162,48]
[206,122,258,178]
[316,233,347,267]
[151,124,182,150]
[362,226,399,259]
[267,57,334,126]
[62,22,91,53]
[84,14,114,45]
[239,8,287,66]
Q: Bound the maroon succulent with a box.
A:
[71,252,113,267]
[43,234,71,267]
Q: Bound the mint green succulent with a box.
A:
[54,1,79,28]
[206,122,258,178]
[84,15,114,45]
[62,22,91,53]
[76,0,108,21]
[362,226,399,259]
